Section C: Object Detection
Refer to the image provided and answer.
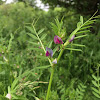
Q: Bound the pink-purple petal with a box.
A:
[54,36,63,44]
[46,47,53,57]
[69,35,75,42]
[52,59,57,64]
[46,51,50,56]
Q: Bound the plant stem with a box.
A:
[57,49,64,62]
[46,66,55,100]
[46,48,65,100]
[46,42,71,100]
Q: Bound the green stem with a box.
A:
[32,25,53,66]
[46,66,55,100]
[46,47,65,100]
[46,43,69,100]
[57,49,64,62]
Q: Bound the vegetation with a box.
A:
[0,1,100,100]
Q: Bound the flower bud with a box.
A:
[52,59,57,64]
[54,36,63,44]
[6,93,11,100]
[46,47,53,57]
[69,35,75,42]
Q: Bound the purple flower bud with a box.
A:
[69,35,75,42]
[52,59,57,64]
[46,47,53,57]
[54,36,63,44]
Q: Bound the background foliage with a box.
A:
[0,0,100,100]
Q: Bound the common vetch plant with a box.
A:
[26,12,99,100]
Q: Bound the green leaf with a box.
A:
[80,83,87,88]
[20,70,30,78]
[0,95,9,100]
[53,46,59,55]
[35,97,40,100]
[79,92,84,96]
[38,28,44,35]
[28,41,39,46]
[94,15,100,18]
[57,85,63,90]
[36,65,51,69]
[50,22,58,35]
[80,16,83,24]
[0,71,5,75]
[27,33,38,40]
[78,85,85,92]
[65,48,82,52]
[40,34,47,40]
[11,78,19,90]
[91,87,100,94]
[8,86,11,94]
[11,94,27,99]
[0,61,6,64]
[80,26,92,30]
[76,88,80,94]
[48,40,53,48]
[92,75,98,81]
[75,35,88,39]
[76,30,90,34]
[60,88,65,93]
[92,91,100,98]
[77,22,82,28]
[71,44,85,47]
[83,21,94,26]
[92,80,99,87]
[26,26,35,34]
[78,96,83,100]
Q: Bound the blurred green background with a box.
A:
[0,0,100,100]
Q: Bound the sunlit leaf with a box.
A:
[36,65,51,69]
[80,26,92,30]
[48,40,53,48]
[53,46,59,55]
[71,44,85,47]
[77,22,82,28]
[11,78,19,90]
[92,75,98,81]
[65,48,82,52]
[92,80,99,87]
[28,41,39,46]
[80,16,83,24]
[76,30,90,34]
[27,33,38,40]
[80,83,87,88]
[92,91,100,98]
[40,34,47,40]
[91,87,100,94]
[38,28,44,35]
[75,35,88,39]
[26,26,35,34]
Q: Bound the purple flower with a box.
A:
[69,35,75,42]
[52,59,57,64]
[54,36,63,44]
[46,47,53,57]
